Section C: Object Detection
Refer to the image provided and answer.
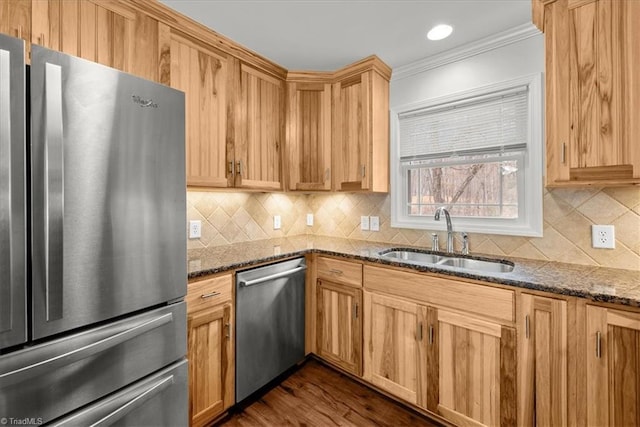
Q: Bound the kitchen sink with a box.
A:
[380,250,445,265]
[436,257,514,273]
[379,249,514,273]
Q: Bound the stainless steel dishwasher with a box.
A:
[235,257,306,403]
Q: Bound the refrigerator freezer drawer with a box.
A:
[0,302,186,424]
[52,359,188,427]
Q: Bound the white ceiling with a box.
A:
[160,0,533,71]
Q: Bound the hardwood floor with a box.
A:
[217,359,441,426]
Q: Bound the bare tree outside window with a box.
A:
[407,158,518,218]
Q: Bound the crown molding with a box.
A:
[392,23,541,82]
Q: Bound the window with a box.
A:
[390,74,543,237]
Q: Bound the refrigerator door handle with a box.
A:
[55,374,176,427]
[0,312,173,387]
[0,49,12,333]
[44,62,64,321]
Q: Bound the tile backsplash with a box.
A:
[187,186,640,271]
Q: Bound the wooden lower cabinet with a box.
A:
[362,291,431,407]
[187,275,234,427]
[518,294,568,427]
[316,280,362,375]
[586,305,640,426]
[436,309,516,427]
[362,289,516,427]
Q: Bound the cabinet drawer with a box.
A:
[187,274,232,313]
[317,257,362,287]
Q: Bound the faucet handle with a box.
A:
[461,232,469,255]
[431,233,439,251]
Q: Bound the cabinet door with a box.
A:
[332,69,389,192]
[436,309,516,427]
[545,0,640,184]
[286,81,332,191]
[363,291,428,405]
[31,0,160,81]
[543,0,571,184]
[586,306,640,426]
[518,294,568,427]
[316,280,362,375]
[332,73,370,191]
[0,0,31,52]
[236,63,283,190]
[168,30,231,188]
[188,304,233,427]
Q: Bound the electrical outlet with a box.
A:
[370,216,380,231]
[273,215,281,230]
[306,213,314,226]
[360,216,370,231]
[189,220,201,239]
[592,225,615,249]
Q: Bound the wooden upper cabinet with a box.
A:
[31,0,161,82]
[0,0,31,55]
[585,305,640,426]
[235,63,284,190]
[285,77,332,191]
[518,294,568,427]
[167,29,231,188]
[541,0,640,186]
[332,56,391,192]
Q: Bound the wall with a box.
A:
[186,33,640,271]
[186,191,310,250]
[187,187,640,270]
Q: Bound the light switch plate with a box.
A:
[306,213,314,226]
[592,224,615,249]
[370,216,380,232]
[189,220,201,239]
[273,215,282,230]
[360,216,370,231]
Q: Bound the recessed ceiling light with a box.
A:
[427,24,453,41]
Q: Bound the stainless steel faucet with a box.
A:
[434,207,454,253]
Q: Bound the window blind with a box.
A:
[398,86,529,161]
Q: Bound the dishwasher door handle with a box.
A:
[238,266,307,287]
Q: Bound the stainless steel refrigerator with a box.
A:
[0,33,188,426]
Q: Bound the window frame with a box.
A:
[390,73,543,237]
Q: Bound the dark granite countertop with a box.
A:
[187,235,640,308]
